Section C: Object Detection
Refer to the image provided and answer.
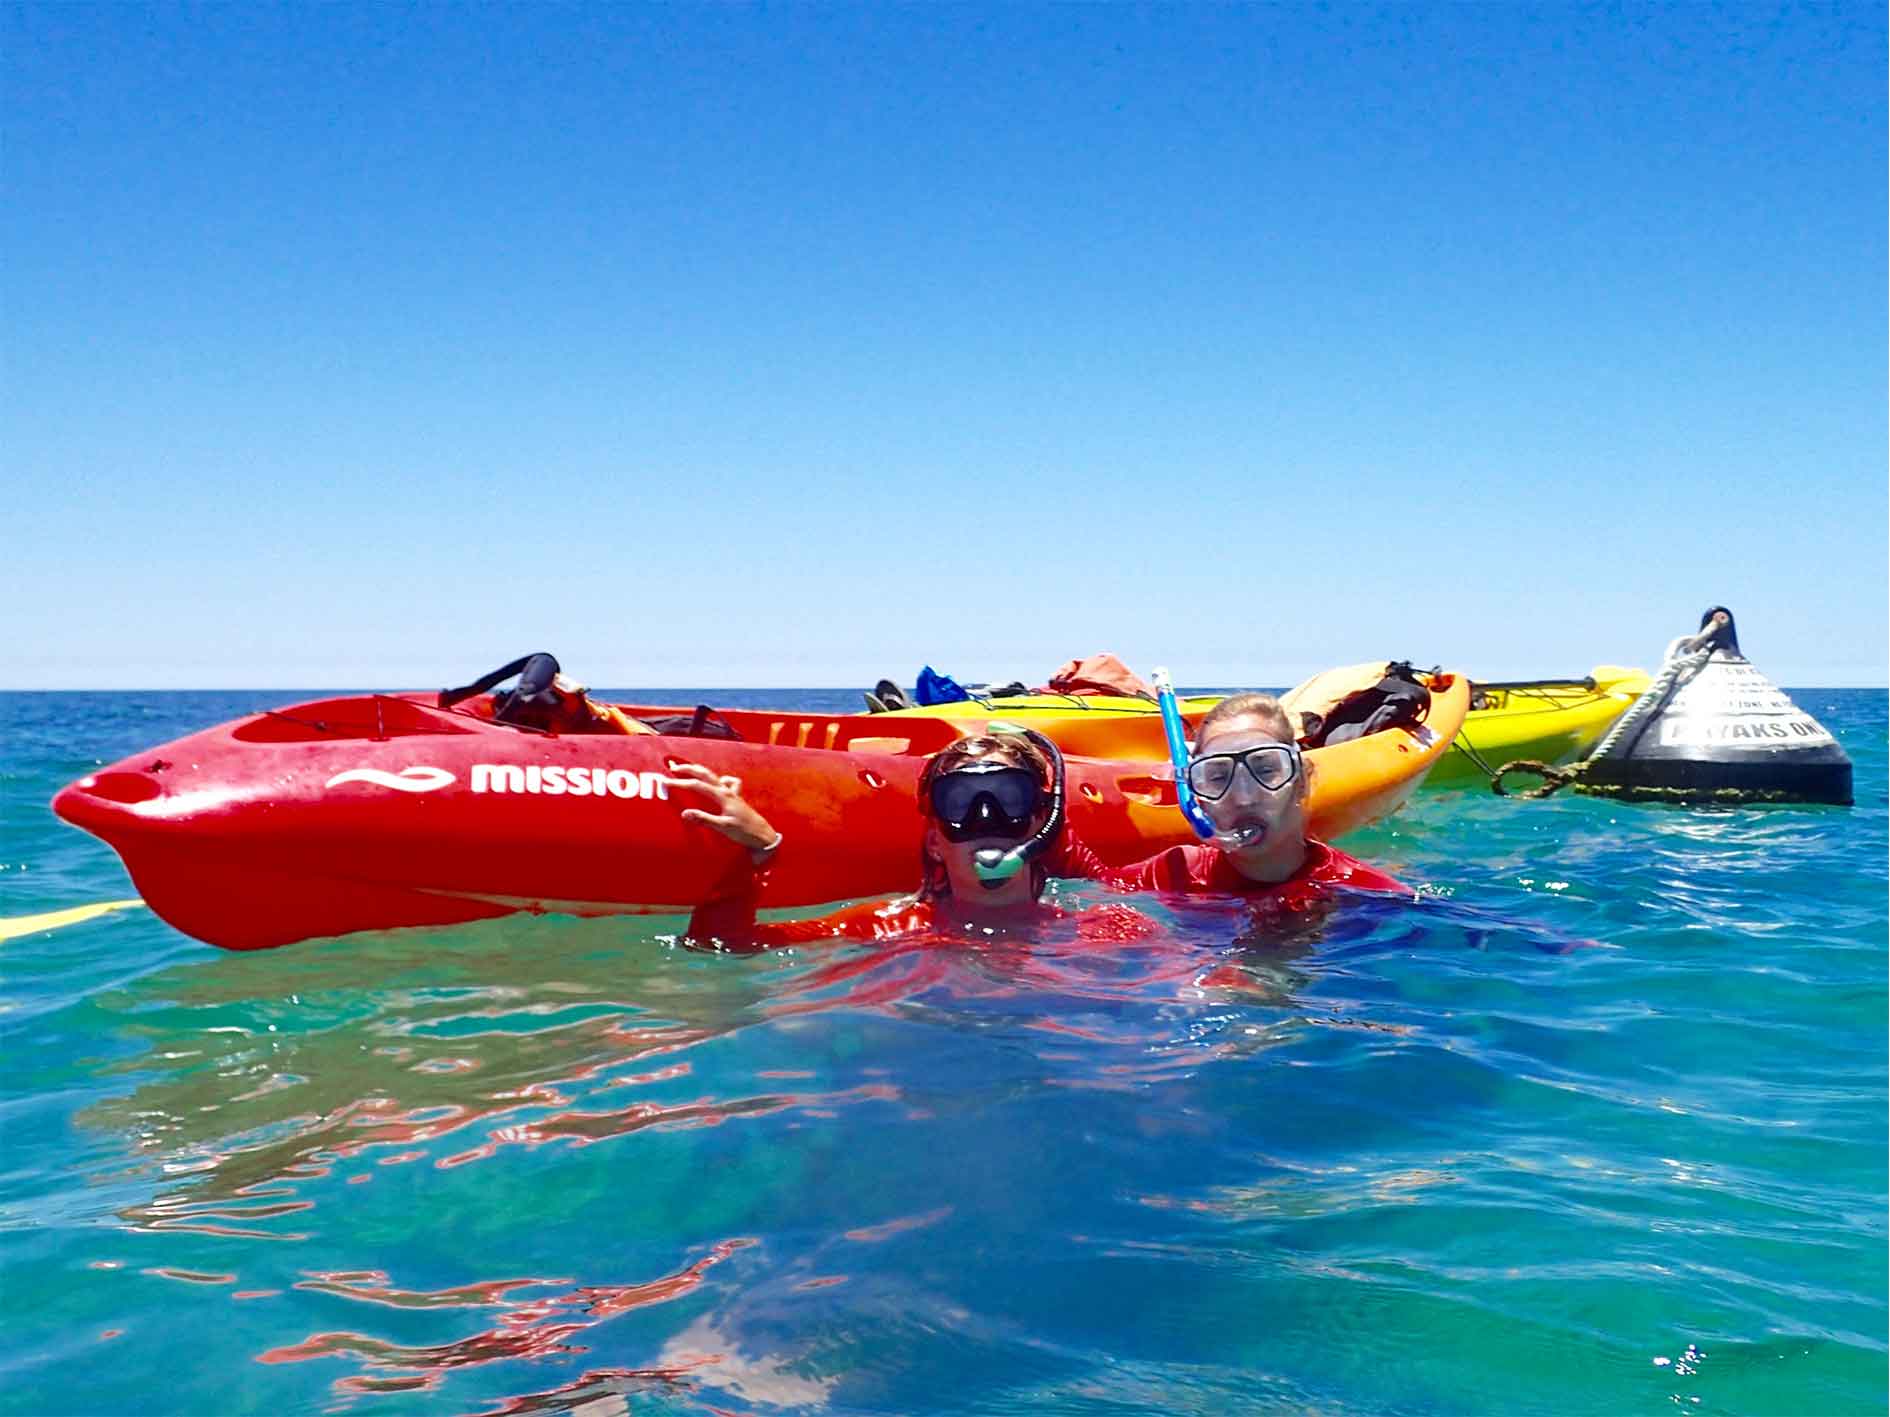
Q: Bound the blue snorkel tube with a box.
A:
[1151,667,1216,841]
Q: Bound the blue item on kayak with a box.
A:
[1151,667,1216,840]
[914,666,971,706]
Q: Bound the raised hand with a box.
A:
[662,762,783,864]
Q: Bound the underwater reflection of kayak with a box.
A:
[50,678,1465,953]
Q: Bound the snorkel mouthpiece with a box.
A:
[973,847,1028,888]
[1215,821,1267,850]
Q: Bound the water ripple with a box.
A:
[1,689,1883,1415]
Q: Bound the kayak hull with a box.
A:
[55,694,954,950]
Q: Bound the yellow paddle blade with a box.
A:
[0,898,146,943]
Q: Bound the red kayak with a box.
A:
[53,690,1205,951]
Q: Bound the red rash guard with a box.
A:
[1049,836,1412,912]
[686,834,1409,952]
[685,854,1159,953]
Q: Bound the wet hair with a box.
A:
[1193,693,1314,803]
[915,733,1058,900]
[916,733,1054,805]
[1196,693,1295,745]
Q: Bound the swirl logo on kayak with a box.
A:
[322,764,669,801]
[324,766,456,793]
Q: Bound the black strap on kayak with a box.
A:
[636,705,743,740]
[438,653,560,710]
[1471,677,1598,692]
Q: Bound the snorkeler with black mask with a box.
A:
[667,729,1153,951]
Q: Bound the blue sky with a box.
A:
[5,3,1884,689]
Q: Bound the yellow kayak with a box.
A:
[869,665,1647,792]
[0,899,145,943]
[869,674,1472,840]
[870,691,1218,759]
[1425,665,1651,786]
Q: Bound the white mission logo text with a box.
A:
[471,764,670,800]
[325,764,670,800]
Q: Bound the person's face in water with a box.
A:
[926,761,1052,911]
[1192,715,1310,881]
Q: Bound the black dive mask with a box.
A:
[930,765,1041,843]
[927,729,1069,890]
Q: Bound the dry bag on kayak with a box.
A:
[1283,661,1431,748]
[915,666,972,706]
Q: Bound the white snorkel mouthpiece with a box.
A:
[1214,821,1268,850]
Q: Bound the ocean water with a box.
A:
[1,689,1883,1417]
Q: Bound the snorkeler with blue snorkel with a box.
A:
[666,674,1410,951]
[1048,676,1408,902]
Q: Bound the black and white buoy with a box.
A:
[1573,608,1853,805]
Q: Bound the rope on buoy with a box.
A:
[1490,759,1581,798]
[1488,646,1715,802]
[1583,645,1710,763]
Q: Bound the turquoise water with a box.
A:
[2,689,1884,1416]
